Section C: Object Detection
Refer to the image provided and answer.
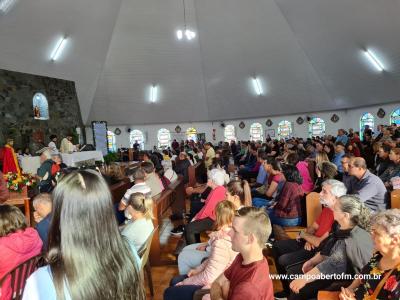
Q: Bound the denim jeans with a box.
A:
[252,197,274,208]
[163,275,203,300]
[178,243,210,275]
[267,209,302,227]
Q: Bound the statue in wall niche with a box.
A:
[34,105,40,118]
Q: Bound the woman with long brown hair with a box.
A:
[23,169,144,300]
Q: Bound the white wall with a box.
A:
[85,103,400,149]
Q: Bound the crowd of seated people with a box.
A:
[1,124,400,300]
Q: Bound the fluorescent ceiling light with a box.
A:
[0,0,17,14]
[252,77,263,96]
[150,85,158,103]
[176,29,196,41]
[50,36,68,61]
[364,49,384,72]
[185,29,196,40]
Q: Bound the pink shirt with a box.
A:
[296,161,314,194]
[194,186,227,221]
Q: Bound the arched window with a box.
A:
[33,92,49,120]
[130,130,144,149]
[308,117,325,137]
[224,125,236,142]
[158,128,171,149]
[277,120,292,139]
[107,131,117,152]
[391,108,400,125]
[250,123,263,141]
[360,113,374,139]
[186,127,197,141]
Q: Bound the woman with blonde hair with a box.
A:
[122,192,154,251]
[169,201,238,300]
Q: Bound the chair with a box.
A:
[138,226,158,297]
[0,254,43,300]
[390,189,400,209]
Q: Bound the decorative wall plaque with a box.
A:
[377,108,386,118]
[114,128,121,135]
[175,125,182,133]
[239,121,245,129]
[331,114,339,123]
[296,117,304,125]
[266,119,273,127]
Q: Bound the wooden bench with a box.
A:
[149,189,174,266]
[4,186,31,226]
[283,192,322,239]
[391,189,400,209]
[188,161,206,187]
[109,179,132,204]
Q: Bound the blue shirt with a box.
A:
[336,135,349,145]
[22,240,141,300]
[332,151,345,173]
[36,214,52,251]
[256,166,268,185]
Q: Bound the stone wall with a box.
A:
[0,68,84,153]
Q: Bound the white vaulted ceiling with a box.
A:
[1,0,400,125]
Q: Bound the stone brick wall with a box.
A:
[0,68,84,153]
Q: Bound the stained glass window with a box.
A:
[158,128,171,149]
[360,113,374,139]
[186,128,197,141]
[309,117,325,137]
[107,131,117,152]
[130,130,144,149]
[391,109,400,125]
[33,93,49,120]
[250,123,263,141]
[278,120,292,139]
[224,125,236,142]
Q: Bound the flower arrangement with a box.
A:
[4,172,36,193]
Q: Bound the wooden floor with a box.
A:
[144,216,283,300]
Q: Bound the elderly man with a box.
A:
[347,157,388,211]
[272,179,347,298]
[33,193,52,251]
[36,150,54,193]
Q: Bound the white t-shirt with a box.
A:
[122,218,154,251]
[122,182,151,205]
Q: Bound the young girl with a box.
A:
[122,192,154,251]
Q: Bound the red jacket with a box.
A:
[194,186,226,221]
[0,228,42,300]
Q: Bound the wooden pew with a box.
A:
[149,177,186,266]
[391,189,400,209]
[283,192,322,239]
[188,161,206,187]
[149,189,173,266]
[109,179,132,204]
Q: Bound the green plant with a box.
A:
[103,152,119,164]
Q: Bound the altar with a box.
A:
[20,151,104,174]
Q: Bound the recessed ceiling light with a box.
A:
[150,85,158,103]
[252,77,263,96]
[364,49,384,72]
[176,30,183,40]
[50,36,68,61]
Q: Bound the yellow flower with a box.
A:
[370,267,383,275]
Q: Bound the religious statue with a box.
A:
[1,138,21,175]
[34,105,41,119]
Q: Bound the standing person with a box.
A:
[59,134,75,153]
[22,169,144,300]
[2,138,21,175]
[204,142,216,169]
[48,135,58,154]
[209,207,274,300]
